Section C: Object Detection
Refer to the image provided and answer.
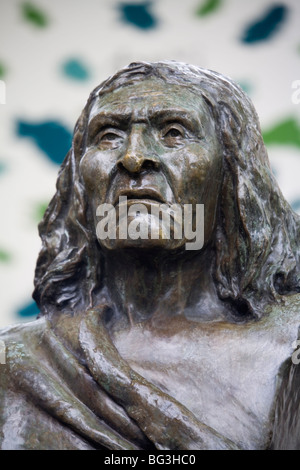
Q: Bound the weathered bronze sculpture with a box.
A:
[0,61,299,450]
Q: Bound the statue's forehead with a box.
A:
[88,79,206,123]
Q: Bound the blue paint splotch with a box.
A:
[119,2,157,30]
[17,120,72,165]
[62,58,90,81]
[242,5,288,44]
[17,300,39,319]
[291,198,300,213]
[237,80,253,95]
[0,161,6,174]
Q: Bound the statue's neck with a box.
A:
[103,247,227,326]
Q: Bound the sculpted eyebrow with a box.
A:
[88,113,131,139]
[87,109,204,141]
[149,109,203,134]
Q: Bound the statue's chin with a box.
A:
[99,237,186,251]
[97,212,187,251]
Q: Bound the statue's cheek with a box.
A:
[164,147,213,202]
[79,149,115,194]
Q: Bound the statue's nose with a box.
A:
[117,127,160,174]
[119,153,146,173]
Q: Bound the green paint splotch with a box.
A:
[242,5,287,44]
[119,2,157,30]
[0,249,11,263]
[263,118,300,149]
[0,63,6,79]
[196,0,222,17]
[34,201,49,222]
[21,2,49,28]
[62,58,90,81]
[17,120,72,165]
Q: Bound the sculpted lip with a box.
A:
[113,189,166,206]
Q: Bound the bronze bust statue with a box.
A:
[0,61,299,450]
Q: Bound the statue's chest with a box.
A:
[113,315,298,449]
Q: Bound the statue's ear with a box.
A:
[73,121,85,158]
[218,101,243,155]
[72,99,91,159]
[54,150,74,208]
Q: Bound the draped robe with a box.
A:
[1,296,300,450]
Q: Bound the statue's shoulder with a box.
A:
[281,292,300,310]
[0,317,47,342]
[0,318,47,369]
[268,293,300,329]
[268,294,300,450]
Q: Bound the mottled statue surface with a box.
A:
[0,62,300,450]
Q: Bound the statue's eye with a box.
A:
[96,129,124,147]
[165,128,182,138]
[162,124,185,145]
[101,132,121,142]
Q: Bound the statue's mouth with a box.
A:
[114,189,166,206]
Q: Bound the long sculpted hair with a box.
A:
[33,61,300,321]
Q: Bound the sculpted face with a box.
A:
[79,77,223,252]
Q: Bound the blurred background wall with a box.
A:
[0,0,299,327]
